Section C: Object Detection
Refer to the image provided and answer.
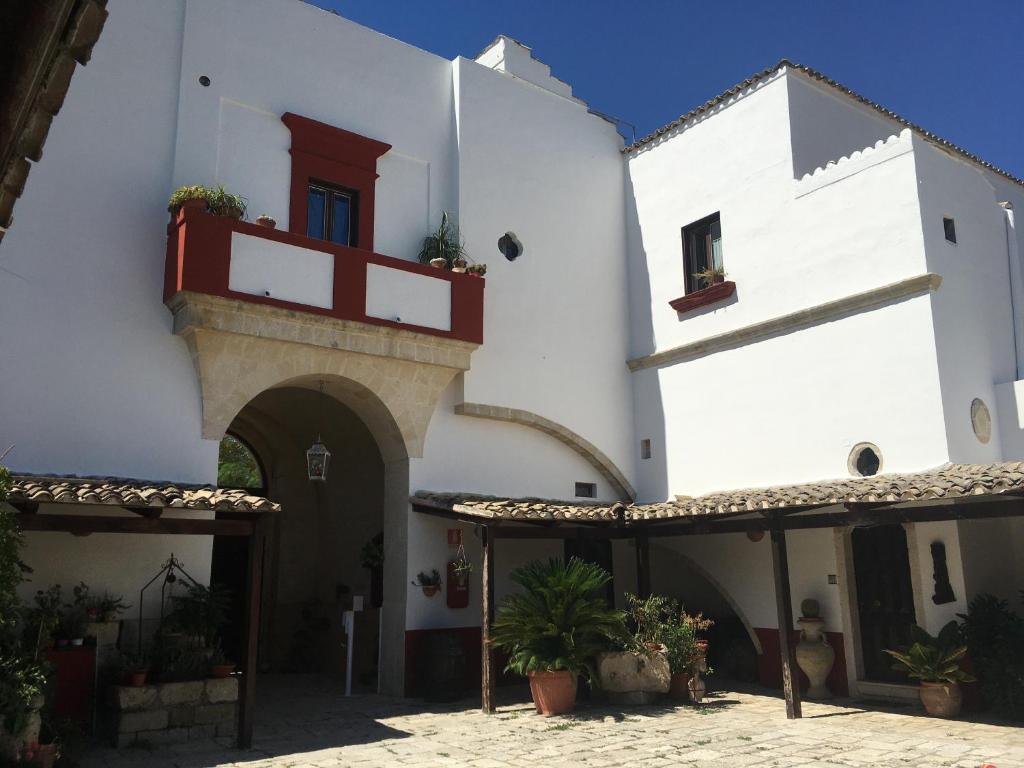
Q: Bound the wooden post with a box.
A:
[481,525,496,714]
[635,531,651,598]
[769,525,802,719]
[238,517,267,748]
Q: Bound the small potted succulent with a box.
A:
[167,185,213,215]
[255,214,277,228]
[412,569,442,597]
[885,621,975,718]
[467,263,487,277]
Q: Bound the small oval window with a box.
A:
[498,232,522,261]
[970,398,991,444]
[848,443,881,477]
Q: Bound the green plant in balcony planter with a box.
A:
[418,211,466,270]
[167,184,247,219]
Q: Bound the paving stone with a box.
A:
[115,709,168,734]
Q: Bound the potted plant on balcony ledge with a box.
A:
[418,212,466,270]
[167,184,248,220]
[693,266,726,289]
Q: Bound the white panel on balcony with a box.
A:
[365,264,451,331]
[229,232,334,309]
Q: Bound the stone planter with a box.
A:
[597,649,670,705]
[107,678,239,746]
[795,618,834,700]
[527,670,577,716]
[919,681,963,718]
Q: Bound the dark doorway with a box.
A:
[852,524,916,682]
[212,434,266,665]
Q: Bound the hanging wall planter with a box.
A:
[412,569,442,597]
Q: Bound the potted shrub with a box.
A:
[467,263,487,277]
[165,582,232,648]
[412,570,442,597]
[121,649,150,687]
[360,533,385,608]
[167,185,213,215]
[884,621,975,717]
[660,606,700,701]
[26,585,63,653]
[208,645,236,678]
[598,594,672,704]
[693,266,726,289]
[97,592,129,623]
[417,212,466,271]
[207,185,247,220]
[491,558,626,716]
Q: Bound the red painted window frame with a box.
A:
[281,112,391,252]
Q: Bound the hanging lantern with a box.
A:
[307,436,330,481]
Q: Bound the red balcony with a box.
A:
[164,208,484,344]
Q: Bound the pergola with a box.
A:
[6,475,279,749]
[412,461,1024,719]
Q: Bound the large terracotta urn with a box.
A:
[795,618,834,699]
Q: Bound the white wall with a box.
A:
[915,138,1018,463]
[172,0,456,263]
[452,56,635,489]
[0,0,217,483]
[17,505,214,644]
[787,73,902,180]
[626,70,948,501]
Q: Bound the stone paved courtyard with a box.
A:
[81,676,1024,768]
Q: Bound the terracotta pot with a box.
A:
[256,215,276,228]
[209,664,236,679]
[223,205,244,220]
[429,258,446,269]
[179,198,207,212]
[919,681,962,718]
[451,267,467,274]
[527,670,577,716]
[669,672,691,701]
[421,585,440,597]
[86,608,99,620]
[130,671,147,687]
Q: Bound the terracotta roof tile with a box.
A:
[8,475,279,514]
[625,60,1023,187]
[413,462,1024,523]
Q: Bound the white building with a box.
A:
[2,0,1023,713]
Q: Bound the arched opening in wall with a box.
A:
[648,543,762,686]
[211,375,407,693]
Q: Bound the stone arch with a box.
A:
[184,327,460,460]
[454,402,636,500]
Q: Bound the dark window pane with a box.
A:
[307,188,327,239]
[330,193,351,246]
[943,217,957,244]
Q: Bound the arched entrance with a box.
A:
[212,374,411,694]
[648,542,763,684]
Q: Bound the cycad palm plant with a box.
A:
[491,558,626,681]
[417,211,466,269]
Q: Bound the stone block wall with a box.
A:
[107,678,238,747]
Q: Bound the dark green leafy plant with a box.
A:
[0,466,49,736]
[412,570,441,587]
[165,582,232,648]
[360,532,384,570]
[217,435,263,489]
[490,558,626,681]
[958,593,1024,719]
[884,621,975,684]
[417,212,466,269]
[167,184,247,219]
[24,585,62,654]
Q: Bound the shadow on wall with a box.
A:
[648,541,760,684]
[624,171,668,502]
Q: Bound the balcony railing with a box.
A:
[164,209,484,344]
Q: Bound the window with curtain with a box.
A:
[681,213,724,293]
[306,182,358,246]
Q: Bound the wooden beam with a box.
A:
[635,531,651,598]
[489,525,630,540]
[125,506,163,519]
[769,526,801,719]
[481,526,496,714]
[238,516,267,749]
[15,514,255,537]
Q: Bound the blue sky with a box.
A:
[319,0,1022,178]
